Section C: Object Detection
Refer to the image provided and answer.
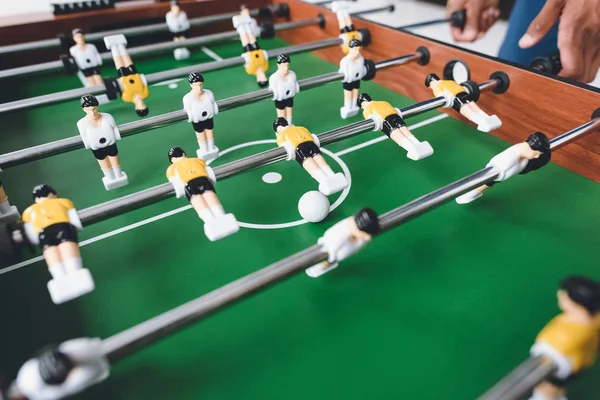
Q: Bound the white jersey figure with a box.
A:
[455,132,552,204]
[69,29,103,87]
[306,208,380,278]
[339,39,366,118]
[183,72,220,161]
[77,95,128,190]
[16,338,109,400]
[166,0,190,60]
[268,53,300,124]
[232,5,261,38]
[166,0,191,60]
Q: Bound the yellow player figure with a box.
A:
[22,185,94,304]
[358,93,434,160]
[425,73,501,132]
[166,147,239,241]
[103,34,149,116]
[331,0,368,54]
[273,118,348,195]
[234,5,269,87]
[528,276,600,400]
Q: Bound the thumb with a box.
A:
[519,1,562,48]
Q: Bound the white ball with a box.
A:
[298,191,330,223]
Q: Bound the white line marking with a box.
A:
[201,46,223,61]
[151,78,185,87]
[1,113,446,274]
[0,205,192,274]
[335,114,449,157]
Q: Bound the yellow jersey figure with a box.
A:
[529,276,600,400]
[358,93,433,160]
[425,73,501,132]
[340,30,361,54]
[273,118,347,195]
[166,147,238,241]
[103,34,150,117]
[22,184,94,304]
[242,43,269,88]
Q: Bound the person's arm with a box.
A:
[518,0,600,82]
[446,0,500,42]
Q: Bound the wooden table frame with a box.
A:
[277,0,600,183]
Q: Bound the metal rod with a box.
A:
[102,244,329,360]
[100,114,597,367]
[377,118,595,233]
[0,52,421,170]
[0,37,343,115]
[0,17,324,81]
[478,357,557,400]
[0,4,281,56]
[396,18,450,30]
[77,77,496,226]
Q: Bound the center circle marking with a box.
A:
[219,139,352,230]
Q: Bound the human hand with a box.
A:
[447,0,500,42]
[519,0,600,82]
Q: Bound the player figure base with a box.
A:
[174,48,190,60]
[0,206,21,224]
[406,141,434,161]
[102,172,129,191]
[476,115,502,132]
[204,213,240,241]
[455,190,483,204]
[340,106,359,119]
[318,173,348,195]
[47,268,95,304]
[305,261,339,278]
[197,147,219,162]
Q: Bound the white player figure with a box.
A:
[306,208,380,278]
[166,0,191,60]
[455,132,552,204]
[339,39,367,119]
[268,53,300,124]
[331,0,353,32]
[232,5,262,43]
[69,29,103,87]
[77,94,129,190]
[16,338,109,400]
[183,72,220,162]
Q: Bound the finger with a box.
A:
[463,2,485,40]
[479,7,499,33]
[519,0,562,48]
[583,48,600,83]
[557,31,585,80]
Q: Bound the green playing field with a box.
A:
[1,36,599,400]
